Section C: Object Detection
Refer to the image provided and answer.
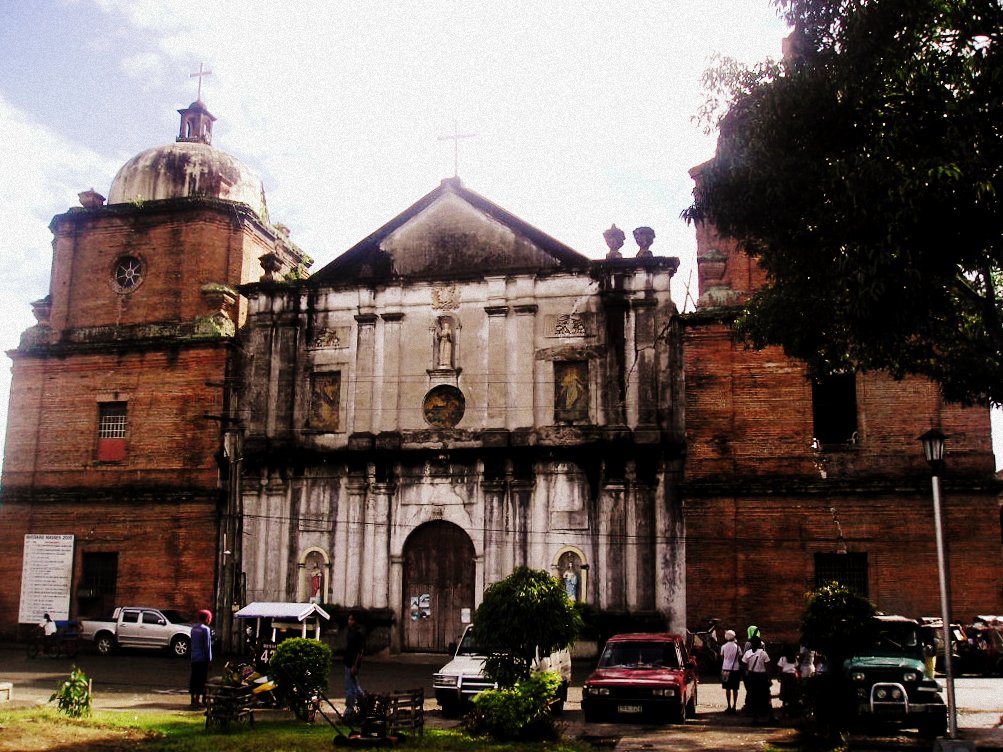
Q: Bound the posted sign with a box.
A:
[18,534,74,623]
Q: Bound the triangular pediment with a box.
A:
[312,178,587,284]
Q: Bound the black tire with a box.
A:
[439,700,460,719]
[917,713,948,739]
[670,701,686,724]
[96,634,115,655]
[64,639,79,658]
[26,641,39,659]
[583,706,598,723]
[172,636,191,658]
[686,693,697,719]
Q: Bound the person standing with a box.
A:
[777,644,800,716]
[343,610,366,721]
[742,634,774,724]
[719,629,742,714]
[189,610,212,709]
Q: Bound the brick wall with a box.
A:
[682,316,1002,646]
[0,493,217,635]
[3,345,229,488]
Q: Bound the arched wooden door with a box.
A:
[402,521,475,652]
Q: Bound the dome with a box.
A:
[107,140,268,218]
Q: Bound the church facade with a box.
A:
[1,98,1000,650]
[237,178,686,651]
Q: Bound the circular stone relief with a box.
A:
[422,385,465,428]
[112,255,145,292]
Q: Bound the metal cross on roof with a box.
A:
[437,120,477,178]
[190,62,213,101]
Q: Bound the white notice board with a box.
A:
[18,534,74,623]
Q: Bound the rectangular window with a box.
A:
[811,372,858,447]
[815,552,868,597]
[97,402,127,461]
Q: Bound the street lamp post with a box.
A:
[918,428,957,739]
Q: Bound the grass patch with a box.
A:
[0,707,594,751]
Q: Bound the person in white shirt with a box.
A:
[742,635,774,724]
[719,629,743,714]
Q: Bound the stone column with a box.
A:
[389,554,404,652]
[380,313,404,432]
[510,305,537,428]
[344,476,368,607]
[598,483,626,610]
[485,306,509,425]
[482,480,507,585]
[369,482,393,607]
[353,313,377,434]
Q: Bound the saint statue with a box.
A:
[436,318,454,368]
[563,562,579,601]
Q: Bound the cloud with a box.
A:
[0,94,120,460]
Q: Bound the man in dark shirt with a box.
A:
[343,610,365,720]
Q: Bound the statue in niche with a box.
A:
[559,551,583,602]
[304,553,326,603]
[435,317,455,369]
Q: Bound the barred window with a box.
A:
[98,403,127,438]
[815,552,868,597]
[97,402,127,461]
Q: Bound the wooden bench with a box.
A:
[386,688,424,738]
[204,682,255,732]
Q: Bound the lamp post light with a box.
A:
[918,427,957,739]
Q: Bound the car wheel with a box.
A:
[918,713,948,738]
[26,641,39,659]
[686,694,697,719]
[172,636,191,658]
[583,707,598,723]
[64,640,79,658]
[671,701,686,724]
[96,634,115,655]
[439,700,460,719]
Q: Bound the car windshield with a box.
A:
[598,642,678,669]
[871,623,919,651]
[161,610,188,624]
[457,629,483,656]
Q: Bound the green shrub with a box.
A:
[467,671,563,740]
[473,567,581,688]
[50,666,91,718]
[270,637,333,721]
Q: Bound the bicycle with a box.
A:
[26,630,79,659]
[685,617,721,674]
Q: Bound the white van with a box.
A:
[432,624,572,717]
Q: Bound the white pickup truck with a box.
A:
[78,607,197,657]
[432,624,572,717]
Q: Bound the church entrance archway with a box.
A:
[402,521,475,652]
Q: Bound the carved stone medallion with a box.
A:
[422,385,465,428]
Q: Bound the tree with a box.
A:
[800,581,877,671]
[686,0,1003,406]
[472,567,582,688]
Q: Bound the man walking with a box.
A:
[343,610,365,721]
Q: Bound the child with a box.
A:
[777,644,800,716]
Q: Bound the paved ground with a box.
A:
[3,645,1002,750]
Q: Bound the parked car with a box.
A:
[78,607,197,657]
[432,624,572,718]
[581,633,698,724]
[843,615,947,737]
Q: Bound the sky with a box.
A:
[0,0,998,468]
